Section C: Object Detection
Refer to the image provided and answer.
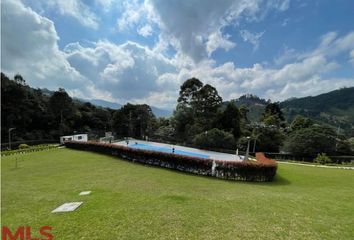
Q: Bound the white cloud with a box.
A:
[266,77,354,100]
[156,52,349,104]
[350,50,354,65]
[147,0,260,62]
[94,0,114,11]
[130,91,178,109]
[269,0,290,12]
[240,30,265,50]
[137,24,153,37]
[64,40,178,103]
[3,0,353,110]
[274,46,298,65]
[301,31,354,59]
[206,30,236,56]
[1,0,87,89]
[275,31,354,69]
[32,0,99,29]
[117,0,290,62]
[117,0,151,30]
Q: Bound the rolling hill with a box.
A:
[227,87,354,132]
[280,87,354,131]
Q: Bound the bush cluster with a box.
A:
[314,153,332,165]
[19,144,30,149]
[65,141,277,182]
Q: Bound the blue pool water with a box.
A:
[127,143,210,159]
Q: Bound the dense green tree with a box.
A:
[283,125,336,156]
[260,102,285,127]
[290,116,313,131]
[193,84,222,129]
[194,128,236,150]
[173,79,222,140]
[113,103,156,138]
[14,74,26,85]
[154,125,175,141]
[242,125,285,152]
[49,88,73,126]
[335,139,352,155]
[1,73,55,142]
[177,78,203,107]
[215,102,241,140]
[171,104,194,141]
[1,72,113,144]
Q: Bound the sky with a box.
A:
[2,0,354,109]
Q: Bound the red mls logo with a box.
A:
[2,226,53,240]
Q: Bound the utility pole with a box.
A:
[8,128,16,150]
[335,126,340,152]
[252,138,256,153]
[245,136,251,161]
[129,111,132,138]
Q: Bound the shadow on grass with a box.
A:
[249,174,291,186]
[141,162,292,186]
[162,195,189,203]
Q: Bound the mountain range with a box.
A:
[86,99,173,118]
[41,88,173,117]
[229,87,354,132]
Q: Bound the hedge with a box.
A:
[1,144,59,156]
[64,141,277,182]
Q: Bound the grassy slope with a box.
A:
[2,149,354,240]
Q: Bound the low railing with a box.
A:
[1,144,59,156]
[1,139,59,150]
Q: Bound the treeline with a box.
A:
[2,72,353,158]
[1,73,113,143]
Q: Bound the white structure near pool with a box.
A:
[60,134,88,144]
[114,140,243,161]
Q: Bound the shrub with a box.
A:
[314,153,332,165]
[18,144,30,149]
[193,128,236,150]
[64,141,277,182]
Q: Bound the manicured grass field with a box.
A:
[2,148,354,239]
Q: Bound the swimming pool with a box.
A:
[115,140,242,161]
[127,142,210,159]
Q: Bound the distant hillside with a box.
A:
[89,99,122,109]
[226,94,269,121]
[227,88,354,132]
[86,98,172,118]
[42,89,172,118]
[280,87,354,131]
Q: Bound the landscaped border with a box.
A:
[64,141,277,182]
[1,144,59,156]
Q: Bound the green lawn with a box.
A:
[2,148,354,239]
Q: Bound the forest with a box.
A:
[2,72,353,159]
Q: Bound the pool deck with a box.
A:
[114,140,243,161]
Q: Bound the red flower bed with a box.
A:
[64,141,277,182]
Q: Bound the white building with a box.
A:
[60,134,88,144]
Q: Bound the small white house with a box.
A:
[60,134,88,144]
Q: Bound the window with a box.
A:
[78,136,82,140]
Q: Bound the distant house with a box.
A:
[60,134,88,144]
